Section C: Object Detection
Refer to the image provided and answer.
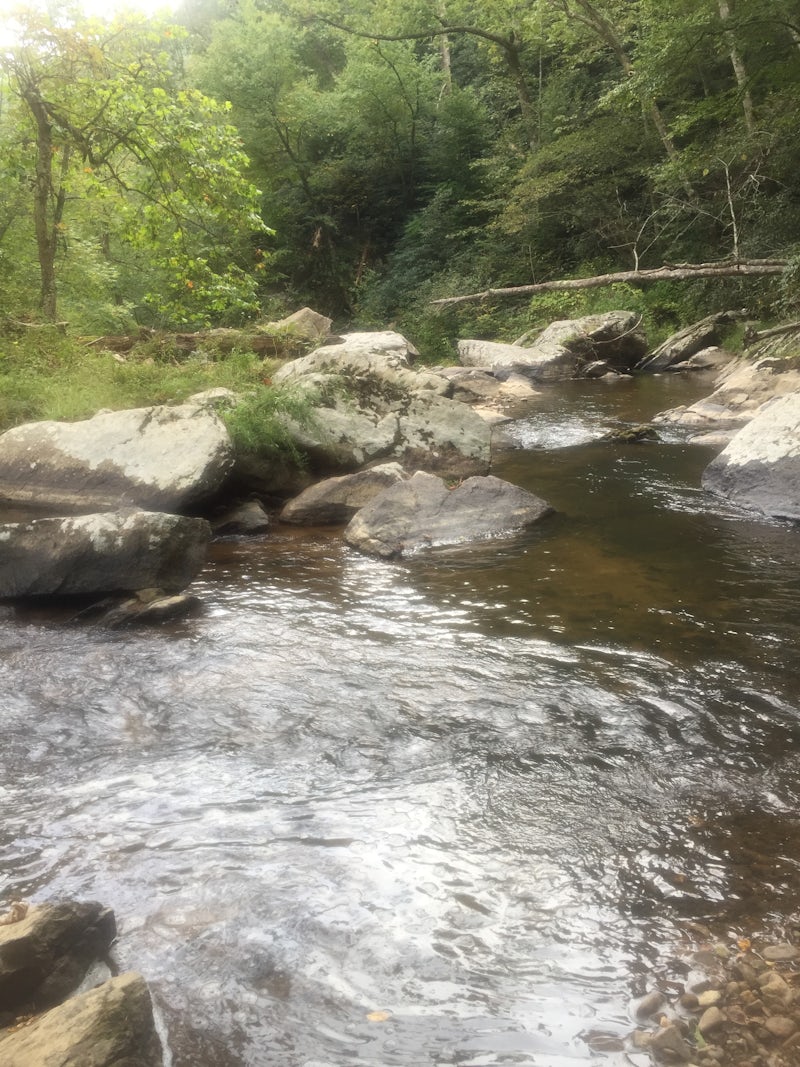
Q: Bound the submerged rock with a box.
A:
[702,392,800,519]
[343,471,552,559]
[83,589,203,627]
[0,972,162,1067]
[0,510,210,598]
[601,423,659,443]
[0,404,233,513]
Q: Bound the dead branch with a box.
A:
[431,260,788,308]
[743,320,800,347]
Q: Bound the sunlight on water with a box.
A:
[1,376,799,1066]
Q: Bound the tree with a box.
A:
[1,9,269,325]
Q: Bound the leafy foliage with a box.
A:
[0,9,269,327]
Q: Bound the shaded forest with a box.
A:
[2,0,800,350]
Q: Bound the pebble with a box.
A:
[698,1005,726,1035]
[762,944,799,962]
[697,989,722,1007]
[635,990,665,1019]
[759,971,792,1006]
[764,1015,797,1039]
[650,1022,694,1061]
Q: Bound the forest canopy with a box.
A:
[1,0,799,338]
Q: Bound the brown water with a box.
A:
[2,374,800,1066]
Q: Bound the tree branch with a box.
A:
[431,260,788,307]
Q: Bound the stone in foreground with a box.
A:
[0,902,116,1014]
[344,471,553,558]
[0,404,233,513]
[701,392,800,519]
[0,510,210,598]
[0,972,162,1067]
[281,462,408,525]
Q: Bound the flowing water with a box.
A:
[2,374,800,1066]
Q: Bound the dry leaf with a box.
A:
[366,1010,392,1023]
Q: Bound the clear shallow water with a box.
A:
[1,374,800,1066]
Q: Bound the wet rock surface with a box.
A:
[0,902,116,1015]
[0,972,162,1067]
[0,509,211,597]
[343,470,553,558]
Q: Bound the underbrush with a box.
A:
[0,328,311,462]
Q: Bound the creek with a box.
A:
[1,373,800,1066]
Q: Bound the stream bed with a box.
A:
[1,373,800,1066]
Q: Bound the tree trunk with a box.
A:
[437,1,453,94]
[503,37,537,148]
[561,0,693,194]
[718,0,755,136]
[29,92,59,320]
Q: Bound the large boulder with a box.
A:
[0,510,210,598]
[654,341,800,442]
[701,392,800,519]
[0,902,116,1015]
[636,311,743,372]
[458,311,647,381]
[281,462,408,525]
[273,330,438,391]
[0,404,233,513]
[273,332,491,478]
[0,972,162,1067]
[343,471,553,558]
[262,306,333,342]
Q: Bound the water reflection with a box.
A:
[1,376,799,1066]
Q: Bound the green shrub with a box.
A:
[219,385,315,465]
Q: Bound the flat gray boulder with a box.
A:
[281,462,408,525]
[701,392,800,519]
[344,471,552,558]
[0,972,162,1067]
[0,902,115,1014]
[0,404,233,513]
[0,510,210,598]
[273,332,490,477]
[458,311,646,381]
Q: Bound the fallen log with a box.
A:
[743,319,800,347]
[431,260,788,308]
